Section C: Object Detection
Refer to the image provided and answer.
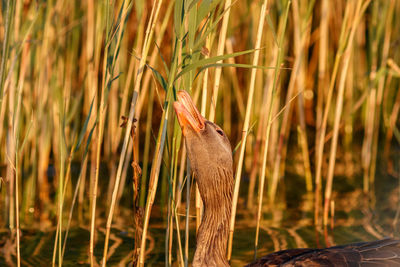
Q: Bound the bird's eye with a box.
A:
[216,129,224,136]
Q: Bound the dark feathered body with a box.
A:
[246,238,400,266]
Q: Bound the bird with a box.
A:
[173,90,400,267]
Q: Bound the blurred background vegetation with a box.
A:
[1,0,400,266]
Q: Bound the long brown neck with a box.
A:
[193,166,233,267]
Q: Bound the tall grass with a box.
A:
[0,0,399,266]
[227,0,272,260]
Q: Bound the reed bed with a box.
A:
[0,0,399,266]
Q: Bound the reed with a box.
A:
[90,1,133,265]
[323,0,371,226]
[253,0,292,258]
[99,1,134,265]
[1,0,399,266]
[314,0,329,226]
[364,0,395,194]
[227,0,271,260]
[314,0,352,227]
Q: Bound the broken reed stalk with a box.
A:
[116,6,147,150]
[119,117,143,265]
[227,0,269,260]
[103,1,163,266]
[323,0,371,226]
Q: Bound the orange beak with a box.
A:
[173,90,205,135]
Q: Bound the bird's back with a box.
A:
[246,238,400,267]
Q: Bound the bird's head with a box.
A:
[173,90,233,189]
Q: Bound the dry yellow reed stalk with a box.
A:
[292,0,313,192]
[314,0,329,226]
[323,0,371,226]
[100,0,137,265]
[227,0,269,260]
[314,0,352,227]
[208,0,232,123]
[135,1,164,265]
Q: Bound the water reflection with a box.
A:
[0,152,399,266]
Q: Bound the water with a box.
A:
[1,149,399,266]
